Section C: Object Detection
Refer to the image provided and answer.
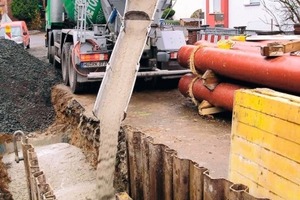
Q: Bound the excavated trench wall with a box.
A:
[51,85,268,200]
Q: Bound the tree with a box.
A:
[190,9,203,18]
[11,0,40,23]
[261,0,300,31]
[162,8,175,19]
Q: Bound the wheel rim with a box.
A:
[62,45,69,85]
[68,48,76,91]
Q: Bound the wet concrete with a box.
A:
[3,142,97,200]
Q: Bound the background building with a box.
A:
[173,0,292,31]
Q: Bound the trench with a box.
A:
[1,81,268,199]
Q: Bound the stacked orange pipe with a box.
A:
[178,39,300,111]
[178,44,300,94]
[178,40,271,69]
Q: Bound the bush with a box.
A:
[29,9,43,30]
[11,0,40,23]
[162,8,175,19]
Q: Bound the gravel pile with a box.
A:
[0,39,62,133]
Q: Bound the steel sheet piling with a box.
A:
[141,136,150,200]
[203,172,232,200]
[189,163,207,200]
[173,157,190,200]
[163,148,177,200]
[126,130,144,199]
[149,143,164,200]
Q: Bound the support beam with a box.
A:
[261,40,300,57]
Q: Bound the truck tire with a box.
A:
[61,42,71,86]
[47,34,55,64]
[53,46,60,68]
[68,48,84,93]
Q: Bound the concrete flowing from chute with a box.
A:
[92,0,160,199]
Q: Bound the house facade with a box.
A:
[173,0,289,31]
[173,0,206,21]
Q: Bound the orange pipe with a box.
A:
[181,46,300,94]
[178,73,194,97]
[177,45,195,69]
[178,74,244,111]
[177,41,263,69]
[194,40,262,53]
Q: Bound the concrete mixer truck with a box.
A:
[45,0,189,93]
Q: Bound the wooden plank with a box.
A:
[230,89,300,200]
[261,40,300,57]
[234,89,300,124]
[234,105,300,146]
[230,134,300,184]
[230,153,300,200]
[202,69,220,90]
[229,171,284,200]
[198,100,225,115]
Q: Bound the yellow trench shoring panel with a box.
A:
[229,88,300,200]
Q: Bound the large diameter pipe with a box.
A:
[192,47,300,94]
[177,45,196,69]
[178,73,195,97]
[193,79,243,110]
[194,40,262,53]
[177,42,261,69]
[178,74,244,111]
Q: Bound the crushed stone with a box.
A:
[0,39,62,133]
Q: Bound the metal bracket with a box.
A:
[13,130,28,163]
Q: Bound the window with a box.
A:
[244,0,260,6]
[209,0,221,14]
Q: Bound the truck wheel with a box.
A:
[68,48,84,94]
[53,46,60,68]
[47,36,55,64]
[61,42,71,86]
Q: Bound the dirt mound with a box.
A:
[0,39,62,133]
